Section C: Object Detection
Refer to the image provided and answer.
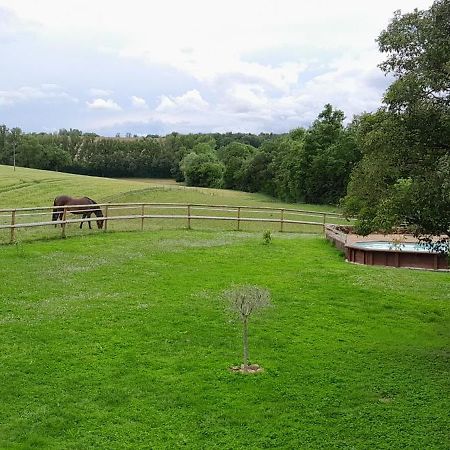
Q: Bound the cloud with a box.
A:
[88,88,113,97]
[131,95,148,109]
[155,89,208,113]
[222,84,269,114]
[0,0,434,134]
[84,55,388,134]
[86,98,122,111]
[0,84,77,106]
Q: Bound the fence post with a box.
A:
[280,209,285,232]
[323,213,327,234]
[10,209,16,243]
[104,205,109,232]
[187,204,191,230]
[141,204,145,231]
[237,207,241,231]
[61,207,67,239]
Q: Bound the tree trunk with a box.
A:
[243,318,249,371]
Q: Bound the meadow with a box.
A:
[0,165,345,243]
[0,165,449,449]
[0,165,341,210]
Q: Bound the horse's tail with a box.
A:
[52,197,61,223]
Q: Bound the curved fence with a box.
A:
[0,202,352,244]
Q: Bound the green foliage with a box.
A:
[217,142,257,190]
[343,0,450,241]
[270,136,306,202]
[302,105,360,204]
[377,0,450,112]
[262,229,272,245]
[180,150,225,188]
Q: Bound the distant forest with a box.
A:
[0,103,360,205]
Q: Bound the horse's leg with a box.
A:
[87,213,92,229]
[80,214,85,229]
[53,208,62,227]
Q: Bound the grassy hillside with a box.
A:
[0,165,347,243]
[0,165,339,211]
[0,230,449,448]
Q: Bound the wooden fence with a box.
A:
[0,202,351,243]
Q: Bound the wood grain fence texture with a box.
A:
[0,203,350,243]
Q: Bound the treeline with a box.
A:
[0,104,361,205]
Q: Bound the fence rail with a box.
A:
[0,202,352,243]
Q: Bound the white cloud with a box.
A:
[86,98,121,111]
[223,84,269,114]
[0,0,435,134]
[155,89,208,113]
[131,95,148,109]
[0,84,77,106]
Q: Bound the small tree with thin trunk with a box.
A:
[223,285,271,373]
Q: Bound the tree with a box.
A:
[305,127,360,204]
[217,142,257,190]
[270,136,305,202]
[343,0,450,244]
[0,125,8,163]
[302,104,357,204]
[223,285,271,372]
[180,150,225,188]
[9,127,22,170]
[377,0,450,112]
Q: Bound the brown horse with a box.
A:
[52,195,104,229]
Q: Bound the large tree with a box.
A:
[343,0,450,244]
[180,143,225,188]
[217,142,257,190]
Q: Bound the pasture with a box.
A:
[0,165,345,243]
[0,165,341,210]
[0,165,449,448]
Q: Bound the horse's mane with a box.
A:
[84,196,98,205]
[83,196,104,217]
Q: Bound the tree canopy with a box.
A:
[343,0,450,242]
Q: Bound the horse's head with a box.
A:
[97,219,104,229]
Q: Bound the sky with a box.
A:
[0,0,434,136]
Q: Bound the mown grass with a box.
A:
[0,230,449,449]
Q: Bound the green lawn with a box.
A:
[0,230,449,449]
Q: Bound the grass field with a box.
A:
[0,165,341,210]
[1,165,448,448]
[0,230,449,449]
[0,165,347,243]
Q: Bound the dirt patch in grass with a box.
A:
[229,364,264,374]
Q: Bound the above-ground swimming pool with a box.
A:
[346,240,448,270]
[352,241,437,252]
